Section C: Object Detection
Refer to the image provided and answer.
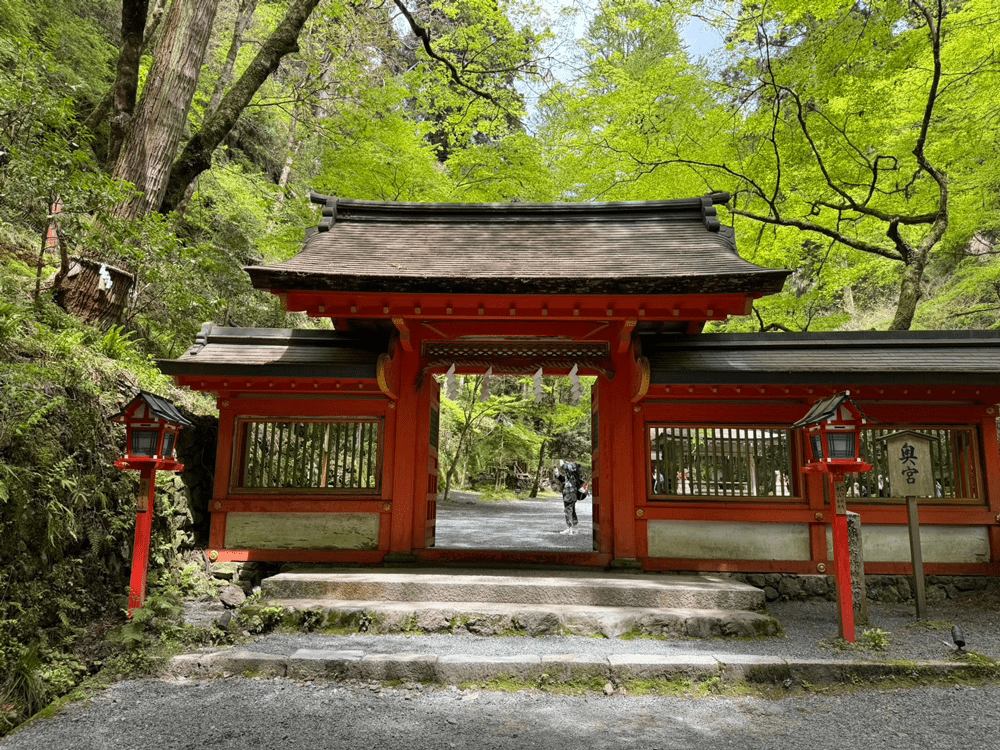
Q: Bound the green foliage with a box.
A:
[0,0,116,108]
[438,374,591,498]
[859,627,891,652]
[540,0,710,202]
[402,0,548,163]
[478,486,520,502]
[112,592,187,652]
[543,0,1000,331]
[0,40,125,241]
[915,254,1000,331]
[0,262,208,735]
[238,605,286,635]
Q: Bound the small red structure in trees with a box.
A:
[110,391,192,616]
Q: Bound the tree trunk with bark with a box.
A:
[112,0,220,221]
[205,0,258,117]
[890,251,933,331]
[159,0,320,213]
[441,376,482,503]
[83,0,168,141]
[528,438,546,498]
[272,105,302,220]
[107,0,150,166]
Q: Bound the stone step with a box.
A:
[253,599,781,639]
[260,568,765,612]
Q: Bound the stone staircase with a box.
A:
[257,567,781,639]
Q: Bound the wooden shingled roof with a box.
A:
[245,193,790,297]
[109,390,193,426]
[645,331,1000,386]
[157,323,388,379]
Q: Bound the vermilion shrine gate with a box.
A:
[161,193,1000,577]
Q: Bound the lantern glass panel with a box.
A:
[810,434,823,461]
[162,432,176,459]
[828,432,855,460]
[131,429,159,457]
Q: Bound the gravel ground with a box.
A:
[232,592,999,664]
[3,677,998,750]
[2,593,997,749]
[434,493,594,552]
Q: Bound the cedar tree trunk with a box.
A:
[83,0,168,141]
[112,0,220,221]
[159,0,320,213]
[107,0,150,165]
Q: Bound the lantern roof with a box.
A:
[244,192,790,298]
[110,390,193,427]
[792,392,863,429]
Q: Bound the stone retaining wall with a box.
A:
[731,573,1000,603]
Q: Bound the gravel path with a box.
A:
[434,494,594,552]
[3,678,998,750]
[3,594,997,749]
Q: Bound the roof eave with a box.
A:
[157,361,379,380]
[245,268,791,297]
[648,370,1000,387]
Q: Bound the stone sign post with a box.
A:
[881,430,936,619]
[846,510,867,625]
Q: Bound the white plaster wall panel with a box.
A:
[224,512,379,550]
[825,524,989,563]
[647,520,811,560]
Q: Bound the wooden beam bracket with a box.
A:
[391,316,412,351]
[631,355,650,405]
[618,318,638,353]
[377,352,398,401]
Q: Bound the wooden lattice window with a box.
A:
[234,419,382,493]
[648,426,795,500]
[845,427,982,504]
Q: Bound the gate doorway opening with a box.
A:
[432,374,596,553]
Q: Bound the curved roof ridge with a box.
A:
[306,191,734,232]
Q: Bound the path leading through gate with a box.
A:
[433,492,593,552]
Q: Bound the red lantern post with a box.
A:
[109,391,192,616]
[793,392,872,642]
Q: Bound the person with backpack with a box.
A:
[555,460,585,535]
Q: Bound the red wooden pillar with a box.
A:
[387,339,422,560]
[828,473,855,642]
[805,462,829,571]
[590,381,612,553]
[208,401,236,554]
[979,415,1000,565]
[605,347,640,566]
[128,466,157,616]
[410,372,435,551]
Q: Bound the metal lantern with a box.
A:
[793,392,872,475]
[793,391,874,644]
[110,391,192,471]
[109,391,192,616]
